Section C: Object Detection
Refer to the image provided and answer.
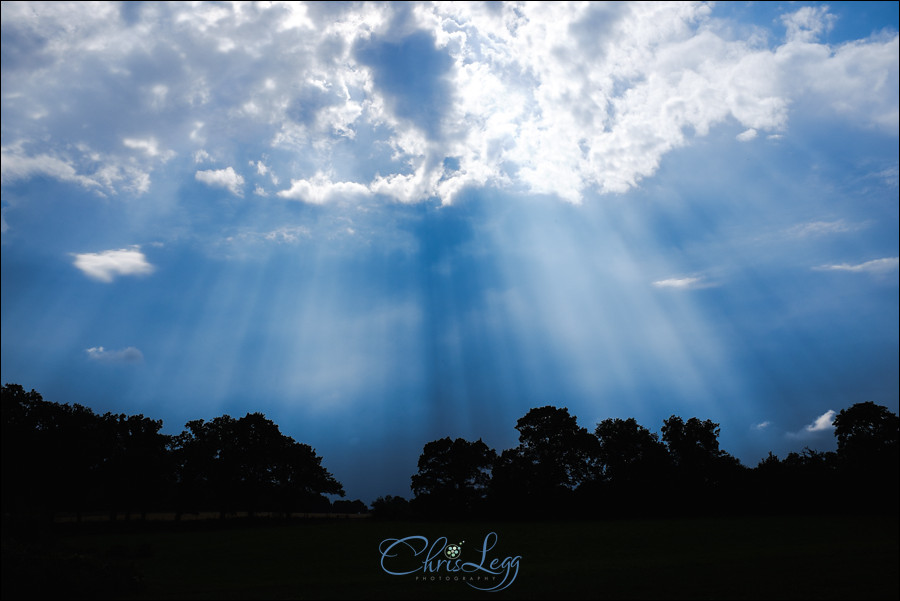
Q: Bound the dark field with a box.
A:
[3,515,897,600]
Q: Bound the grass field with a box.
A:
[3,514,897,600]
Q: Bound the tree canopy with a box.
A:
[1,383,344,519]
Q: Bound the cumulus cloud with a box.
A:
[788,410,836,439]
[85,346,144,363]
[0,2,896,205]
[1,147,97,189]
[1,143,152,196]
[814,257,899,274]
[781,6,836,43]
[195,167,245,197]
[736,128,758,142]
[807,410,836,432]
[72,247,155,283]
[278,173,371,205]
[123,137,174,161]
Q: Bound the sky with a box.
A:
[1,1,898,504]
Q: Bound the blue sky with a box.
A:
[2,1,898,503]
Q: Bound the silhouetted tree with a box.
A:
[491,406,599,514]
[661,416,721,473]
[410,437,496,517]
[833,402,899,465]
[97,412,171,521]
[590,417,671,512]
[832,402,899,512]
[1,384,111,519]
[332,499,368,514]
[370,495,411,520]
[595,417,670,485]
[173,412,344,516]
[661,415,745,512]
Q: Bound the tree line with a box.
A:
[1,384,355,521]
[2,383,897,522]
[374,403,898,519]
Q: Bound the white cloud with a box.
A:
[736,128,758,142]
[781,6,836,43]
[814,257,899,274]
[788,409,836,439]
[251,160,268,176]
[123,137,174,161]
[753,421,771,430]
[806,410,836,432]
[652,276,714,290]
[195,167,245,197]
[1,146,99,190]
[278,173,371,205]
[787,219,862,237]
[875,166,899,188]
[85,346,144,363]
[72,246,155,283]
[1,144,152,196]
[0,2,896,205]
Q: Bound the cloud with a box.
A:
[806,410,836,432]
[0,2,896,206]
[278,173,371,205]
[781,6,836,43]
[195,167,245,197]
[788,410,836,439]
[736,128,758,142]
[1,147,95,189]
[875,166,898,189]
[1,144,152,196]
[814,257,899,274]
[123,137,174,161]
[85,346,144,363]
[787,219,863,237]
[72,247,155,283]
[753,421,771,430]
[652,276,714,290]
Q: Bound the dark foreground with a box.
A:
[2,514,897,600]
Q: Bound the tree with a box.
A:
[410,437,496,516]
[594,417,670,489]
[97,412,171,520]
[332,499,368,514]
[1,384,113,518]
[370,495,411,520]
[490,406,599,514]
[832,402,899,512]
[173,412,344,516]
[660,415,745,511]
[832,402,899,465]
[517,406,600,490]
[660,415,722,473]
